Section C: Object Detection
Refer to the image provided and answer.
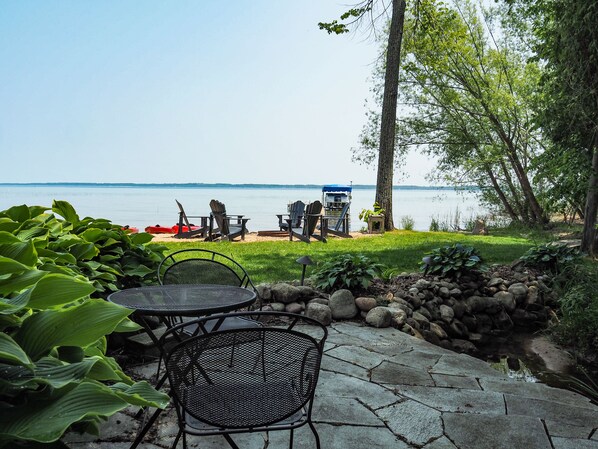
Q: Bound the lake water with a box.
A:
[0,184,484,232]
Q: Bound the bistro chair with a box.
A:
[131,311,327,449]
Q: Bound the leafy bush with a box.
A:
[519,243,582,273]
[429,217,440,232]
[311,254,383,291]
[0,202,169,447]
[551,262,598,356]
[420,243,483,278]
[400,215,415,231]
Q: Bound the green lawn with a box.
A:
[157,230,546,284]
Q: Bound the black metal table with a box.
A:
[108,284,257,347]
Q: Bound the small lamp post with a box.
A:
[296,255,314,286]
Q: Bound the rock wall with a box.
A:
[257,264,556,354]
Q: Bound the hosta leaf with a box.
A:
[52,200,80,224]
[68,243,98,260]
[0,270,46,296]
[2,205,31,223]
[130,233,153,245]
[113,317,141,333]
[14,300,132,360]
[27,274,94,309]
[0,218,20,233]
[110,381,169,408]
[123,264,153,277]
[0,256,31,276]
[0,381,128,443]
[0,232,37,266]
[0,333,32,368]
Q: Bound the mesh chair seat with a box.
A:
[152,312,327,449]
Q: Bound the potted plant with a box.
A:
[359,202,385,233]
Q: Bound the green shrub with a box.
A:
[420,243,483,279]
[551,262,598,356]
[0,202,169,447]
[400,215,415,231]
[519,243,582,273]
[429,217,440,232]
[311,254,383,291]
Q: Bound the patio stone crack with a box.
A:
[541,419,556,449]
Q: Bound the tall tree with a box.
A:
[356,0,548,224]
[320,0,407,231]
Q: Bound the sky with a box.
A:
[0,1,437,185]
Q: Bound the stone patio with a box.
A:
[64,322,598,449]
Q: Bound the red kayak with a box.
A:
[171,224,201,234]
[144,225,175,234]
[121,226,139,233]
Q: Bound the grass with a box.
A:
[157,230,545,284]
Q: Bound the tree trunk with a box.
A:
[581,145,598,255]
[375,0,406,231]
[484,165,519,222]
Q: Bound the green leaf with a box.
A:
[0,232,37,266]
[27,274,95,309]
[14,300,132,360]
[2,205,31,223]
[0,333,32,368]
[110,381,170,408]
[52,200,80,224]
[130,232,153,244]
[0,270,46,296]
[0,381,129,443]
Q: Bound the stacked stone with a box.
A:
[256,266,555,354]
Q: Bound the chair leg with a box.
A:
[309,422,321,449]
[223,433,241,449]
[289,428,294,449]
[170,428,183,449]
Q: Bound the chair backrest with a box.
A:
[209,199,229,235]
[158,249,254,290]
[175,199,191,228]
[333,202,351,231]
[288,200,306,228]
[304,201,323,236]
[164,311,327,429]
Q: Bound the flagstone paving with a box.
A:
[65,322,598,449]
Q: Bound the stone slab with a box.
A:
[313,397,385,426]
[552,437,598,449]
[268,422,413,449]
[320,353,370,380]
[431,354,509,379]
[505,394,598,427]
[63,412,138,443]
[316,370,399,410]
[396,385,506,414]
[479,378,595,408]
[431,373,481,390]
[326,345,387,369]
[371,360,435,386]
[388,348,443,370]
[422,436,459,449]
[377,398,443,446]
[443,413,551,449]
[593,430,598,441]
[545,420,595,439]
[67,444,163,449]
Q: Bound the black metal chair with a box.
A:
[132,311,327,449]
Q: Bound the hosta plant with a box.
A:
[420,243,483,279]
[519,243,582,274]
[311,254,383,292]
[0,202,169,447]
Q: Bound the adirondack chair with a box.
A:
[287,200,327,243]
[173,199,209,239]
[207,199,250,241]
[277,200,305,231]
[324,201,352,238]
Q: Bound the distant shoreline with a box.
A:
[0,182,478,191]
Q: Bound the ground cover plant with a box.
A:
[0,202,169,447]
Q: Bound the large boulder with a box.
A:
[305,303,332,326]
[256,284,272,301]
[439,304,454,323]
[271,283,301,304]
[329,289,358,319]
[494,291,516,313]
[355,296,378,312]
[365,307,392,328]
[508,283,529,304]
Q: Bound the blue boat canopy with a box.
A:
[322,184,352,192]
